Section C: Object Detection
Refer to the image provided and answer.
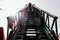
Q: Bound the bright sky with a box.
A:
[0,0,60,40]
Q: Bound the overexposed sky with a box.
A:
[0,0,60,40]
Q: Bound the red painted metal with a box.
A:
[7,17,15,29]
[0,27,4,40]
[21,8,28,17]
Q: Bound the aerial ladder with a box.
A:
[7,3,59,40]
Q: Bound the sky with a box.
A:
[0,0,60,40]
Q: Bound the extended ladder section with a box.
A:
[7,3,59,40]
[24,9,38,40]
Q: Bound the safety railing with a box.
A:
[7,17,20,40]
[41,10,58,40]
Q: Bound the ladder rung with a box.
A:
[26,31,36,33]
[26,29,35,30]
[26,34,36,36]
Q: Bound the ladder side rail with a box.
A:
[41,10,58,40]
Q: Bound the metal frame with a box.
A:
[7,3,59,40]
[41,10,58,40]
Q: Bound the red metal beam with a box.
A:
[0,27,4,40]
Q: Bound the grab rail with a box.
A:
[41,10,58,40]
